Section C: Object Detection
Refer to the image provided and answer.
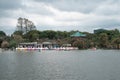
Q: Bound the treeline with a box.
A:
[87,29,120,49]
[0,29,120,49]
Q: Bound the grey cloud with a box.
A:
[96,19,120,29]
[81,19,120,31]
[36,18,120,32]
[0,0,23,19]
[0,26,15,35]
[1,0,120,34]
[34,0,120,15]
[24,7,54,16]
[0,0,23,10]
[35,0,106,13]
[34,0,58,3]
[93,0,120,15]
[0,10,9,18]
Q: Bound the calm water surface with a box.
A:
[0,50,120,80]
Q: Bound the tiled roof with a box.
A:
[71,32,86,37]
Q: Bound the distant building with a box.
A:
[94,29,106,34]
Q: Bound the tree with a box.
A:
[13,35,23,43]
[13,31,23,36]
[17,17,36,34]
[0,31,6,47]
[9,40,17,48]
[55,31,69,39]
[0,31,6,37]
[112,37,120,49]
[99,33,109,48]
[72,39,86,49]
[1,41,9,48]
[24,30,40,42]
[17,17,23,32]
[43,30,57,39]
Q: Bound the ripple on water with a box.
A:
[0,50,120,80]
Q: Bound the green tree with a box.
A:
[0,31,6,47]
[13,31,23,36]
[72,39,86,49]
[43,30,56,39]
[0,31,6,37]
[112,37,120,49]
[24,30,40,42]
[13,35,23,43]
[99,33,109,48]
[9,40,17,48]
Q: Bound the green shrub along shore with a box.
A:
[0,29,120,50]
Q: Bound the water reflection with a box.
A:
[0,50,120,80]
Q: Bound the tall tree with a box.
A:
[17,17,36,34]
[17,17,23,32]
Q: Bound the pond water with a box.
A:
[0,50,120,80]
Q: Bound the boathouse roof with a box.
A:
[70,32,86,37]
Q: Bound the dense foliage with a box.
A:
[0,29,120,49]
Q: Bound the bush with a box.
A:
[1,41,9,48]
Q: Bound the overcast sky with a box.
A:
[0,0,120,35]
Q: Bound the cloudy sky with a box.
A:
[0,0,120,34]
